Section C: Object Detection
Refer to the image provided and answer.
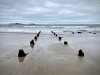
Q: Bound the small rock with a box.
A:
[89,32,91,33]
[71,32,74,34]
[93,33,96,34]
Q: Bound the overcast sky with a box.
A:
[0,0,100,24]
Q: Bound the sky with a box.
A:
[0,0,100,24]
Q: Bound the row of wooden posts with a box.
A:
[51,31,68,45]
[18,31,84,57]
[30,31,41,44]
[18,31,41,57]
[51,31,84,56]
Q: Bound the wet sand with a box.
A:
[0,32,100,75]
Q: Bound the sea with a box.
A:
[0,24,100,34]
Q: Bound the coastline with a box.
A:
[0,32,100,75]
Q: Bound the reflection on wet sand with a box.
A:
[30,44,34,48]
[18,56,26,63]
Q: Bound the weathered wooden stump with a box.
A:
[54,33,56,35]
[51,31,53,33]
[30,39,35,44]
[37,33,39,37]
[58,37,62,41]
[78,49,84,56]
[18,49,28,57]
[59,37,61,40]
[34,36,37,40]
[39,31,41,34]
[55,34,57,37]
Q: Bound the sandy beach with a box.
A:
[0,32,100,75]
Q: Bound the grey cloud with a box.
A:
[0,0,100,24]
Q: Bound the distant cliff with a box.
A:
[9,23,24,25]
[9,23,36,27]
[29,23,36,25]
[9,23,25,27]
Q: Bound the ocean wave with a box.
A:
[24,26,46,28]
[24,25,64,29]
[49,26,64,29]
[87,24,100,27]
[0,24,100,34]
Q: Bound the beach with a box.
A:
[0,32,100,75]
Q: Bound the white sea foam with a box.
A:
[0,24,100,34]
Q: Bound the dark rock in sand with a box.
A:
[77,32,82,33]
[18,49,28,57]
[78,49,84,56]
[89,32,91,33]
[64,41,68,45]
[71,32,74,34]
[93,33,96,34]
[30,39,35,44]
